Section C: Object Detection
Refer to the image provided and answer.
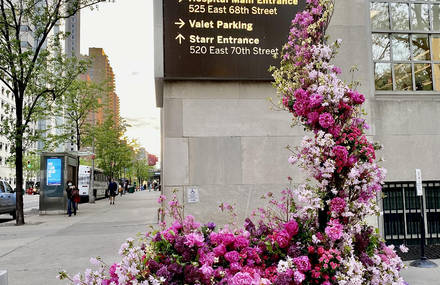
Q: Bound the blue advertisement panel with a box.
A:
[47,158,62,186]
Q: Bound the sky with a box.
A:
[80,0,160,157]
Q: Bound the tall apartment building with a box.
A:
[65,12,80,58]
[86,47,120,126]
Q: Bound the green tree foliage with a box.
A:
[56,79,102,151]
[0,0,107,225]
[93,115,131,179]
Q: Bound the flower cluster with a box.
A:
[59,0,407,284]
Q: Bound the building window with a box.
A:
[371,1,440,92]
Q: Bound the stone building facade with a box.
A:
[157,0,440,242]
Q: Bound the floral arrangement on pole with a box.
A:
[58,0,408,284]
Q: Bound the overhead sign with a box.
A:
[46,158,62,186]
[162,0,307,80]
[416,169,423,196]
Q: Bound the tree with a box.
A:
[23,153,39,186]
[132,158,152,187]
[57,79,102,151]
[93,115,131,179]
[0,0,107,225]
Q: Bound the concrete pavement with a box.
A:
[0,191,439,284]
[0,191,160,285]
[401,260,440,285]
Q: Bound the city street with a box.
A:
[0,194,40,222]
[0,191,160,285]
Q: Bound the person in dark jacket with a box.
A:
[108,178,117,205]
[66,180,77,216]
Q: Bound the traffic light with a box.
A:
[27,160,31,168]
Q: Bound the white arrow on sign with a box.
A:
[174,18,185,29]
[175,34,185,45]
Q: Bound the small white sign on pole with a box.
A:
[416,169,423,196]
[187,187,200,203]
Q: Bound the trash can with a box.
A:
[128,186,134,193]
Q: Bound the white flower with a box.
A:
[277,260,289,272]
[399,244,409,253]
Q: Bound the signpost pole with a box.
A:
[410,169,437,268]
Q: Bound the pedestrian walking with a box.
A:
[124,180,128,194]
[66,181,78,216]
[119,184,123,197]
[108,178,117,205]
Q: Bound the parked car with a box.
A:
[0,180,16,219]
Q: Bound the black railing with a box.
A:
[382,181,440,246]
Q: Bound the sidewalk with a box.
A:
[0,190,438,285]
[401,259,440,285]
[0,191,160,285]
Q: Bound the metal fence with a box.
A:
[382,181,440,245]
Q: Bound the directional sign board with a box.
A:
[162,0,307,80]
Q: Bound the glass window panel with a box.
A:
[433,64,440,91]
[371,2,390,30]
[394,63,413,91]
[432,35,440,60]
[375,63,393,90]
[391,3,410,30]
[411,4,430,31]
[414,63,433,90]
[372,33,391,60]
[392,34,411,60]
[412,34,431,60]
[433,4,440,31]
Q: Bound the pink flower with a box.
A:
[284,220,299,237]
[319,113,334,129]
[330,197,346,214]
[348,90,365,104]
[184,233,204,247]
[293,256,311,271]
[225,251,241,263]
[213,244,226,256]
[230,272,254,285]
[307,111,319,124]
[332,66,342,74]
[157,195,166,203]
[293,270,306,283]
[329,125,341,137]
[183,215,200,230]
[309,94,323,107]
[282,96,290,107]
[274,230,290,248]
[234,236,249,249]
[333,146,348,164]
[200,264,214,278]
[325,219,343,241]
